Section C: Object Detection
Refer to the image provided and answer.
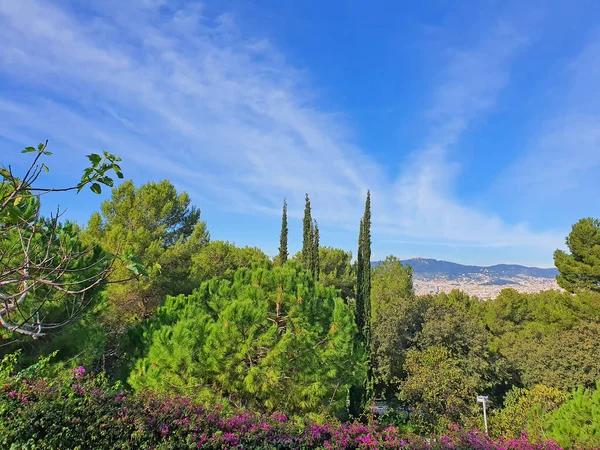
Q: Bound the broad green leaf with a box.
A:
[22,147,36,154]
[87,153,102,167]
[90,183,102,194]
[127,262,148,277]
[100,177,114,187]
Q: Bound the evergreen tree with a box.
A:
[302,194,313,270]
[554,217,600,293]
[278,199,288,264]
[356,219,365,332]
[129,264,364,417]
[361,191,373,403]
[350,190,373,416]
[356,191,372,341]
[86,180,208,321]
[312,220,320,279]
[545,382,600,449]
[361,190,372,344]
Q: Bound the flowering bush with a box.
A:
[0,362,563,449]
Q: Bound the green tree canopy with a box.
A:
[509,321,600,392]
[85,180,208,321]
[485,288,600,391]
[401,346,481,427]
[554,217,600,293]
[190,240,271,283]
[370,256,418,396]
[417,290,508,397]
[318,246,356,301]
[129,263,364,417]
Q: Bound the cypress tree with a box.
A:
[361,191,373,403]
[312,220,320,279]
[351,190,373,416]
[356,218,365,333]
[361,190,371,344]
[278,199,288,264]
[302,194,313,269]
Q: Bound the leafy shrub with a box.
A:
[492,385,566,442]
[0,360,563,449]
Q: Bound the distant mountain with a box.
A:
[372,257,558,280]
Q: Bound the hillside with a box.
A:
[373,258,560,298]
[391,257,558,279]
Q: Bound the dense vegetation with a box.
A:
[2,145,600,449]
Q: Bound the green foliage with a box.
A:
[545,382,600,449]
[554,217,600,293]
[86,179,208,321]
[302,194,313,269]
[371,256,417,396]
[191,240,271,282]
[312,220,320,279]
[318,247,355,301]
[515,322,600,392]
[129,263,365,417]
[278,199,288,264]
[355,190,372,341]
[492,385,566,441]
[417,291,506,393]
[350,191,372,416]
[0,363,563,450]
[486,289,600,391]
[401,346,480,428]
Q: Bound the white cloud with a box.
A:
[0,0,565,258]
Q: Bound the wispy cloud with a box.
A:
[494,31,600,218]
[0,0,567,262]
[381,23,561,250]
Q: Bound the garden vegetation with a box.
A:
[1,144,600,449]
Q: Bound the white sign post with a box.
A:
[476,395,489,434]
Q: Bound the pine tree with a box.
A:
[129,264,364,416]
[554,217,600,293]
[278,199,288,264]
[302,194,313,270]
[312,220,320,279]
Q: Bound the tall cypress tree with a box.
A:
[302,194,313,269]
[361,190,371,344]
[361,191,373,402]
[356,218,365,333]
[312,220,320,279]
[351,190,373,416]
[278,199,288,264]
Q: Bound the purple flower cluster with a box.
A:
[70,365,86,379]
[0,369,564,449]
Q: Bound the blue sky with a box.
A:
[1,0,599,267]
